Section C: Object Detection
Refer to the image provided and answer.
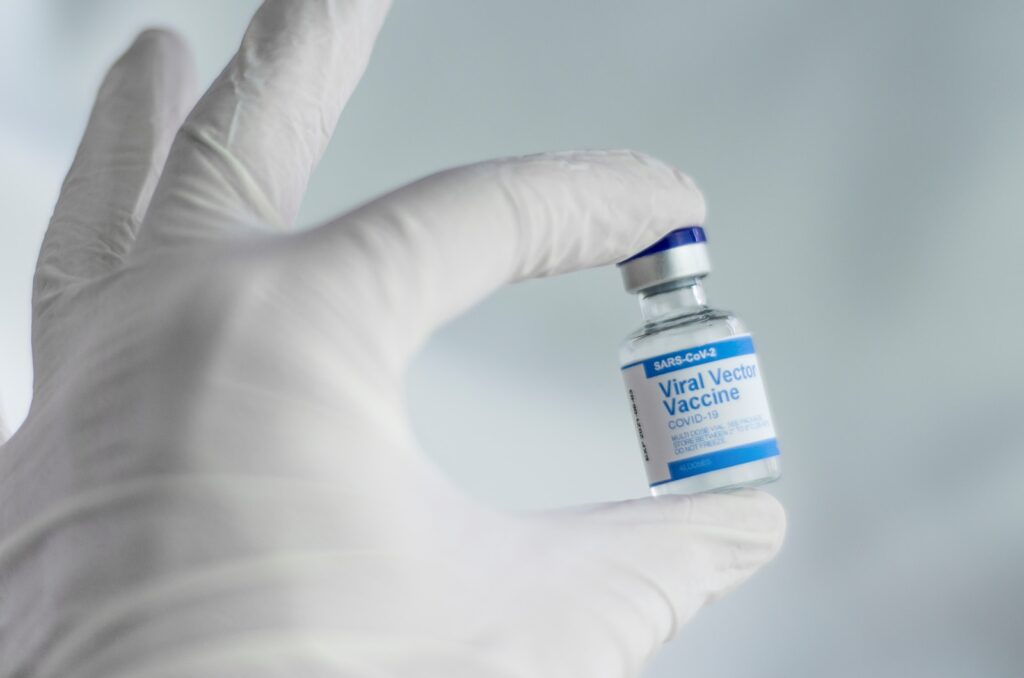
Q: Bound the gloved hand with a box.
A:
[0,2,786,676]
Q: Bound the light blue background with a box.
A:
[2,2,1023,676]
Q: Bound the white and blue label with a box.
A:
[621,335,779,487]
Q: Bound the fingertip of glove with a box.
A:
[130,26,191,58]
[743,490,787,556]
[661,489,787,543]
[520,148,698,188]
[114,27,197,106]
[584,149,703,189]
[594,149,708,241]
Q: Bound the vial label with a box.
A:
[620,334,779,488]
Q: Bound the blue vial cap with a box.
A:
[617,225,712,293]
[618,226,707,265]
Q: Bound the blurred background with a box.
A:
[2,1,1023,675]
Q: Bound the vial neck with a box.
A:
[638,278,708,323]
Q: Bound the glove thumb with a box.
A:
[544,489,786,648]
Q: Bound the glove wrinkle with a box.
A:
[3,5,784,676]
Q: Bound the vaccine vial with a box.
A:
[618,226,781,496]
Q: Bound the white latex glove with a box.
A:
[0,2,786,677]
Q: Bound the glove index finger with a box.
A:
[301,150,705,363]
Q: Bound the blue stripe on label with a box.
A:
[622,335,756,378]
[651,438,780,486]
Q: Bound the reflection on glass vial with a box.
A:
[618,227,781,496]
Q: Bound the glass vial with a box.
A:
[618,226,781,496]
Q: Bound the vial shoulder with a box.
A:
[619,309,748,364]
